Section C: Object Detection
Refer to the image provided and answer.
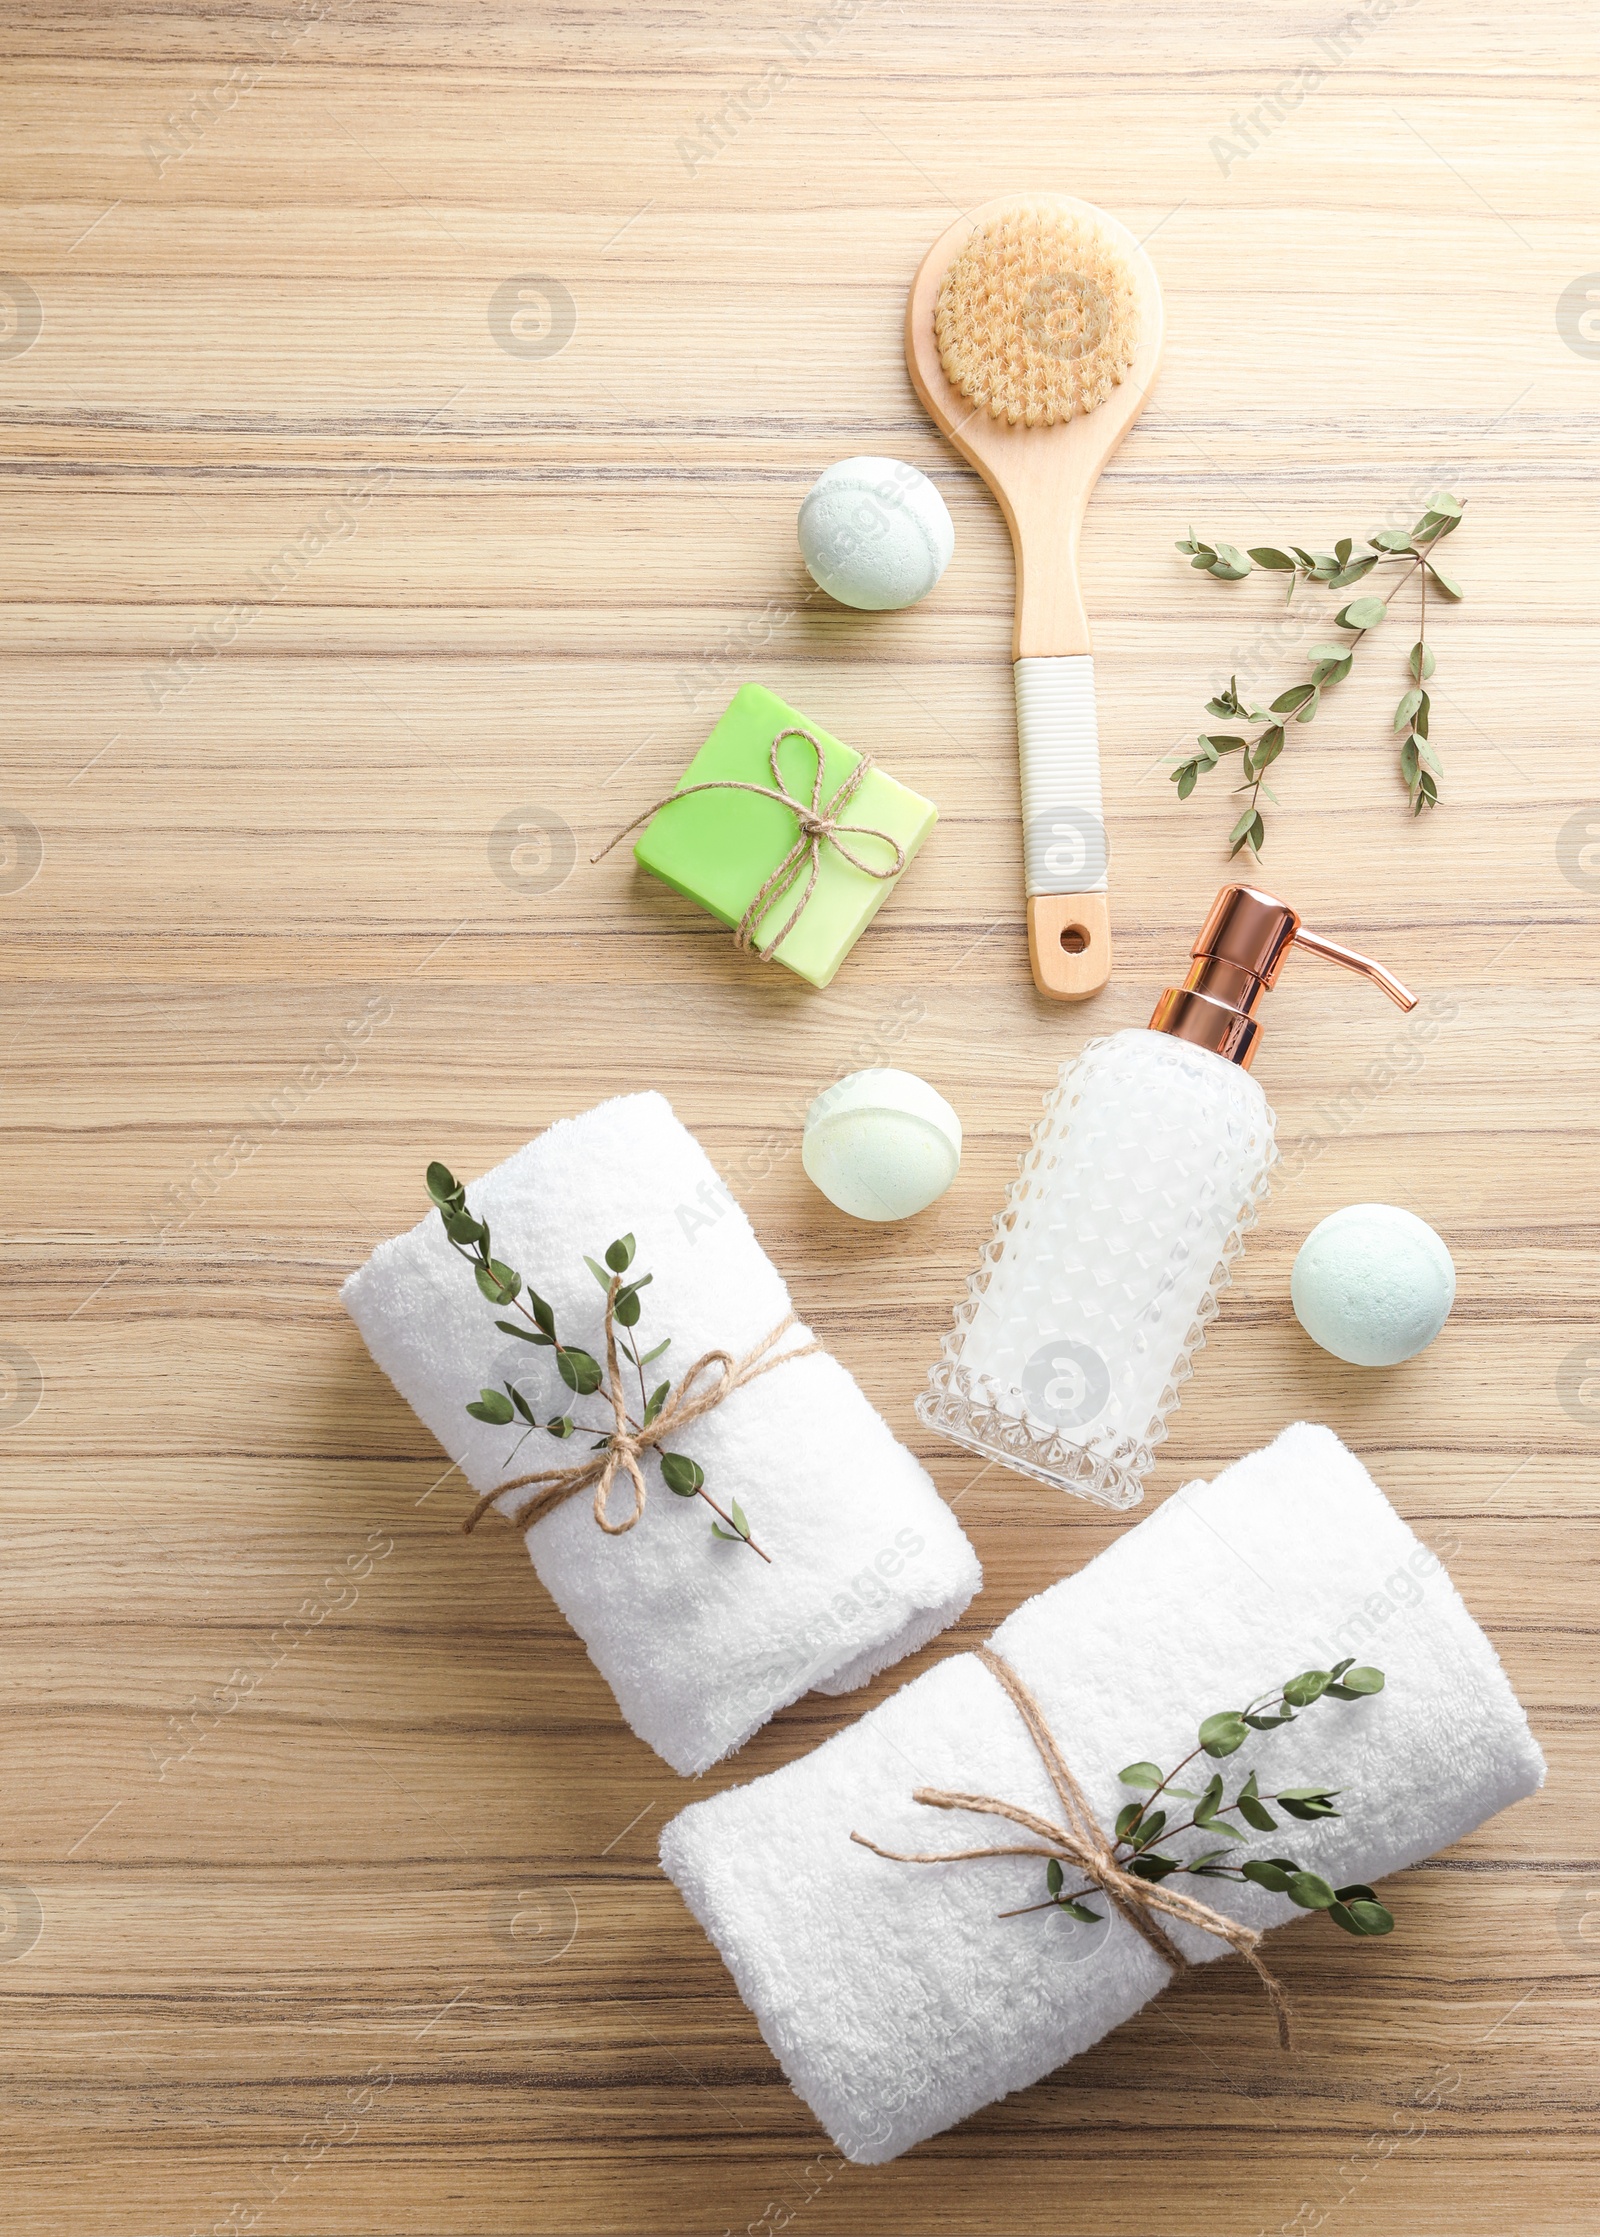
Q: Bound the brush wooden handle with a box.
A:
[904,192,1164,1001]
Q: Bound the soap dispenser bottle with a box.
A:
[918,885,1417,1510]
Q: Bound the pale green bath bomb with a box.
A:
[797,457,954,611]
[802,1068,961,1222]
[1291,1203,1456,1368]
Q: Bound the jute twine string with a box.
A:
[851,1644,1293,2048]
[463,1277,820,1540]
[593,725,907,962]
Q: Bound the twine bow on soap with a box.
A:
[463,1275,820,1549]
[594,724,907,962]
[851,1645,1294,2048]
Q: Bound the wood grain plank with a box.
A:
[2,4,1597,2232]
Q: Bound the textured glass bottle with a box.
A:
[919,887,1418,1509]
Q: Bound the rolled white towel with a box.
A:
[659,1422,1544,2161]
[342,1090,981,1776]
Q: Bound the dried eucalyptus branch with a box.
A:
[425,1160,765,1558]
[1010,1657,1395,1941]
[1173,491,1465,856]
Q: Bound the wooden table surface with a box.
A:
[3,5,1596,2233]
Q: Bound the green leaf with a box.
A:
[1131,1810,1168,1851]
[1241,1858,1295,1893]
[1426,563,1463,600]
[1243,1709,1294,1730]
[508,1385,536,1425]
[1409,640,1436,681]
[1248,547,1295,570]
[1186,1847,1236,1869]
[643,1379,670,1425]
[546,1414,574,1438]
[1328,1665,1384,1696]
[605,1233,637,1272]
[1047,1858,1064,1895]
[466,1388,514,1425]
[1279,1794,1342,1822]
[1199,1711,1249,1758]
[527,1292,556,1336]
[1126,1853,1182,1883]
[1277,1785,1340,1803]
[1250,731,1285,779]
[660,1451,704,1497]
[1119,1762,1165,1790]
[1226,811,1258,858]
[1394,687,1424,732]
[475,1259,521,1305]
[1282,1669,1331,1708]
[1115,1801,1145,1839]
[1413,690,1430,740]
[426,1161,461,1208]
[1328,554,1379,589]
[1208,542,1252,579]
[1270,682,1317,716]
[638,1338,671,1366]
[1287,1871,1338,1911]
[1337,596,1386,630]
[584,1254,613,1291]
[1373,528,1415,551]
[443,1208,485,1245]
[1175,763,1198,800]
[1236,1768,1276,1831]
[730,1499,749,1537]
[615,1287,643,1328]
[1202,1818,1249,1842]
[496,1318,552,1346]
[1422,489,1462,520]
[1335,536,1352,565]
[1193,1773,1224,1826]
[1329,1898,1394,1936]
[556,1346,603,1396]
[710,1522,740,1540]
[1336,1882,1377,1903]
[1057,1898,1103,1924]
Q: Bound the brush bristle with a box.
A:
[934,207,1138,428]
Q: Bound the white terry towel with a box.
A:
[342,1091,980,1776]
[660,1422,1544,2161]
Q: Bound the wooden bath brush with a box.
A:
[906,194,1164,998]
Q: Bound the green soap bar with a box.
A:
[633,683,937,988]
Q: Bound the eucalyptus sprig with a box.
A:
[1173,491,1465,854]
[1005,1657,1395,1943]
[425,1160,766,1559]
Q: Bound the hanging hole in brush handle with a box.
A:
[1016,655,1112,999]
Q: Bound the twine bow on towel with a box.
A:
[594,724,907,961]
[462,1278,820,1545]
[851,1644,1294,2048]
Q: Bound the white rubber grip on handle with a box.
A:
[1015,654,1107,896]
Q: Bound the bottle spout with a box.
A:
[1290,925,1417,1013]
[1149,884,1418,1069]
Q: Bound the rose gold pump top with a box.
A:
[1148,884,1418,1070]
